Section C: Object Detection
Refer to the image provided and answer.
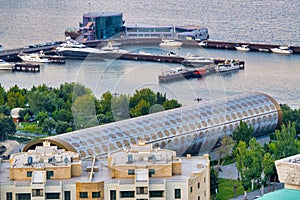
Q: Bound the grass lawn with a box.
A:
[215,178,244,200]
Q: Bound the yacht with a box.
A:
[182,53,214,67]
[235,45,250,52]
[159,38,183,47]
[0,44,3,51]
[100,42,129,54]
[56,40,128,58]
[270,46,293,54]
[0,59,13,70]
[18,52,50,63]
[215,59,241,72]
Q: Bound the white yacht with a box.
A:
[215,59,241,72]
[182,53,214,66]
[270,46,293,54]
[18,52,50,63]
[0,59,13,70]
[235,45,250,52]
[56,40,128,58]
[100,42,129,54]
[159,38,183,47]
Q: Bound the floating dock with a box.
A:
[12,63,40,73]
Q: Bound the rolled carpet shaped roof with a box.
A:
[23,92,282,158]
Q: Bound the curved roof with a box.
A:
[24,92,282,159]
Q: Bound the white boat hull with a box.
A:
[270,48,293,54]
[0,59,13,70]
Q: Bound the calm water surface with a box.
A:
[0,0,299,108]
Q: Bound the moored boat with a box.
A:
[215,59,242,72]
[0,44,3,51]
[0,59,13,70]
[270,45,293,54]
[235,45,250,52]
[159,67,206,82]
[159,38,183,47]
[18,52,50,63]
[182,53,214,67]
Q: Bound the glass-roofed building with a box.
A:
[24,92,282,159]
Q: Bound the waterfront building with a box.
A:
[124,24,175,38]
[79,12,124,41]
[23,92,282,160]
[0,141,210,200]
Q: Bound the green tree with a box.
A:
[162,99,181,110]
[42,118,56,135]
[111,94,130,121]
[0,105,11,116]
[232,121,254,147]
[129,88,156,109]
[0,84,7,106]
[130,99,151,117]
[7,85,26,108]
[97,91,113,114]
[155,92,166,104]
[261,153,275,194]
[0,116,16,141]
[72,94,98,130]
[215,135,235,172]
[210,167,219,197]
[35,111,48,125]
[281,104,300,133]
[268,122,300,159]
[235,141,251,199]
[55,121,72,134]
[52,109,73,123]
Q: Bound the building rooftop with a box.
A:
[10,141,80,169]
[275,154,300,165]
[83,12,122,18]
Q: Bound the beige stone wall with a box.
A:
[10,165,72,180]
[172,160,182,175]
[111,164,172,178]
[71,162,82,177]
[76,181,104,200]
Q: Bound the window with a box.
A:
[149,169,155,177]
[198,182,200,188]
[175,189,181,199]
[198,196,200,200]
[64,191,71,200]
[79,192,88,198]
[16,193,31,200]
[120,191,135,198]
[6,192,12,200]
[110,190,116,200]
[27,171,32,177]
[136,187,148,194]
[204,177,206,183]
[45,193,60,199]
[32,189,43,197]
[204,190,206,197]
[128,169,135,175]
[92,192,101,198]
[149,191,164,197]
[46,171,54,179]
[190,186,193,193]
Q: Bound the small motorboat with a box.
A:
[235,45,250,52]
[159,38,183,48]
[0,59,13,70]
[182,53,214,67]
[270,46,293,54]
[215,59,241,72]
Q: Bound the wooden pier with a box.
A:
[12,63,40,73]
